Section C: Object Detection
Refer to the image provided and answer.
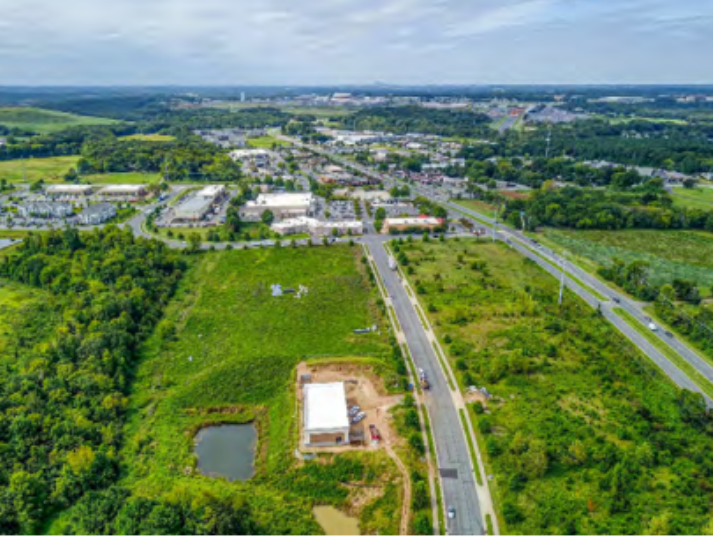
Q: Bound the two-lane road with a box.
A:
[366,235,484,535]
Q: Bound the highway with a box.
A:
[365,234,485,535]
[279,133,713,407]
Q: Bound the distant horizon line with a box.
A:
[1,83,713,89]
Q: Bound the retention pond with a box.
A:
[194,424,257,481]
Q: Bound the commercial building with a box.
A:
[78,203,116,225]
[46,184,94,198]
[197,185,227,200]
[271,217,363,237]
[241,193,314,221]
[303,383,350,447]
[229,149,272,167]
[17,202,73,219]
[173,197,214,222]
[97,184,148,200]
[382,216,443,234]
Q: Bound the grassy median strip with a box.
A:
[421,405,446,535]
[614,307,713,399]
[415,304,429,329]
[389,305,402,333]
[486,514,494,535]
[459,409,484,486]
[432,342,456,391]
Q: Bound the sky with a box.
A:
[0,0,711,85]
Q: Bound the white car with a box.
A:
[649,323,658,332]
[352,411,367,424]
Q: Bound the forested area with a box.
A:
[503,119,713,173]
[0,125,137,161]
[0,228,186,533]
[77,135,242,181]
[505,187,713,231]
[339,106,491,137]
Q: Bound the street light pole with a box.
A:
[558,251,567,306]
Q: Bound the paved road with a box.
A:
[279,133,713,407]
[365,234,484,535]
[447,201,713,406]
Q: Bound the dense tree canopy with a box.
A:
[0,228,186,533]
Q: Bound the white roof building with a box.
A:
[271,217,363,237]
[98,184,147,197]
[197,185,226,199]
[303,383,350,447]
[46,184,94,196]
[241,193,314,221]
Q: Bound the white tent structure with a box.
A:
[303,382,350,446]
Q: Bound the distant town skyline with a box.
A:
[1,0,710,86]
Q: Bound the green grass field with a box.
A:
[539,228,713,290]
[671,187,713,211]
[453,198,498,218]
[396,237,713,534]
[81,172,162,184]
[246,135,291,149]
[94,247,401,534]
[0,156,80,183]
[0,107,120,134]
[154,222,307,243]
[120,133,176,142]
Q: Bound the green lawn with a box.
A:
[396,237,713,534]
[121,133,176,142]
[671,187,713,211]
[0,156,80,183]
[0,107,120,134]
[78,247,403,534]
[539,228,713,290]
[81,172,162,185]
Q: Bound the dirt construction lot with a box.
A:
[297,361,403,453]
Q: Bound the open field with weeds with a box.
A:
[538,228,713,290]
[394,237,713,534]
[453,198,499,218]
[671,187,713,211]
[0,155,80,183]
[246,135,291,149]
[51,246,412,534]
[0,107,120,133]
[0,279,53,356]
[81,172,162,184]
[120,133,176,142]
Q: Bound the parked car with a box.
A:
[352,411,366,424]
[348,405,360,417]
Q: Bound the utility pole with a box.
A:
[558,251,567,306]
[492,206,499,242]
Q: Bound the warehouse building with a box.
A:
[241,193,314,221]
[271,217,363,237]
[382,216,443,234]
[172,184,227,222]
[303,383,350,447]
[46,184,94,198]
[97,184,148,200]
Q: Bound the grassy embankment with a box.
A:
[56,247,406,534]
[453,199,498,219]
[0,107,120,134]
[396,237,713,534]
